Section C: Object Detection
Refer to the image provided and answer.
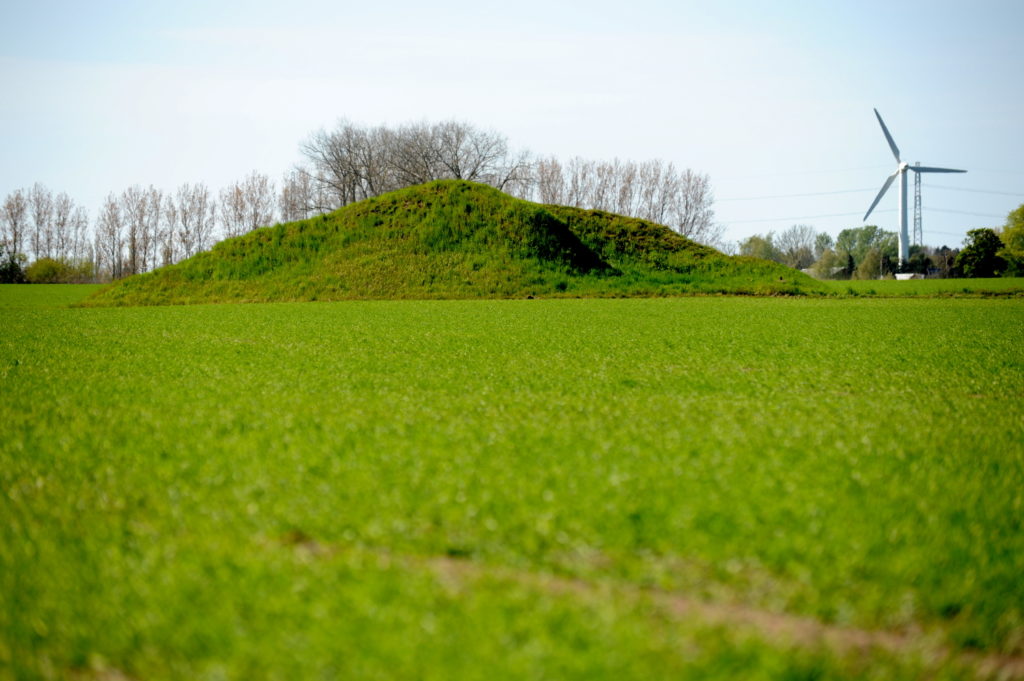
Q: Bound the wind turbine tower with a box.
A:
[863,109,966,267]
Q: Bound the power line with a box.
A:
[928,207,1004,219]
[726,209,894,224]
[719,176,1011,225]
[718,164,890,181]
[719,184,1019,203]
[718,188,875,202]
[968,168,1024,177]
[725,204,1001,226]
[929,183,1024,196]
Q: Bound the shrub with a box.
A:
[26,258,67,283]
[0,252,27,283]
[25,257,94,284]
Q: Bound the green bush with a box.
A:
[25,257,94,283]
[25,258,67,283]
[956,228,1006,278]
[0,252,27,283]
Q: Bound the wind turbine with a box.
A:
[863,109,965,267]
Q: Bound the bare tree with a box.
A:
[96,193,123,280]
[433,120,476,180]
[46,195,94,281]
[535,157,565,205]
[220,171,275,237]
[159,195,178,266]
[142,187,162,271]
[29,183,54,260]
[174,186,197,259]
[434,120,510,183]
[2,189,29,257]
[300,129,344,210]
[388,122,439,187]
[51,192,76,261]
[192,185,213,256]
[590,159,619,212]
[635,160,664,223]
[174,183,216,258]
[120,185,150,275]
[565,157,595,208]
[219,183,247,239]
[524,156,720,247]
[242,171,275,232]
[661,166,686,227]
[615,162,638,216]
[356,125,394,196]
[672,169,717,244]
[301,119,532,209]
[3,186,95,270]
[301,121,381,208]
[492,148,534,197]
[279,168,319,222]
[775,224,817,269]
[69,205,91,267]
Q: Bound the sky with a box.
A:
[2,0,1023,248]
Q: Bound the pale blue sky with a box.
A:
[2,0,1022,247]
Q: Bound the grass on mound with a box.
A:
[80,181,821,307]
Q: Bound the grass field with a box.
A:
[0,284,105,309]
[821,278,1024,297]
[2,285,1023,680]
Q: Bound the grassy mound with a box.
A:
[83,180,821,306]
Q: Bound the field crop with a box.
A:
[0,284,105,309]
[821,277,1024,297]
[2,285,1023,680]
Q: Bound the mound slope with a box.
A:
[83,180,821,306]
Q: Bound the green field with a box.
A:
[0,284,106,309]
[821,278,1024,297]
[2,285,1023,680]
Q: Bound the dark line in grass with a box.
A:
[271,534,1024,680]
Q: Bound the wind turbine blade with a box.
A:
[909,166,967,174]
[864,171,898,221]
[874,108,901,162]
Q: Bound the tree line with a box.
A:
[738,212,1024,280]
[1,120,719,283]
[739,224,904,279]
[1,175,278,283]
